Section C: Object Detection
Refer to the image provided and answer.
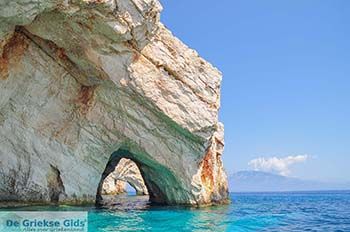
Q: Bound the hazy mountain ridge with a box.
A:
[229,171,350,192]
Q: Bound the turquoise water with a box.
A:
[2,191,350,231]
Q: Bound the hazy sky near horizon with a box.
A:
[160,0,350,182]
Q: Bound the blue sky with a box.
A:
[160,0,350,182]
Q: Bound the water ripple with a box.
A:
[1,191,350,231]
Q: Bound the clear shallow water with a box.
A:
[1,191,350,231]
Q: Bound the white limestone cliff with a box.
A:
[0,0,228,206]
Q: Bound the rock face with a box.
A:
[102,158,148,195]
[103,179,127,195]
[0,0,228,206]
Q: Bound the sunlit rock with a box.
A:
[102,158,148,195]
[0,0,228,206]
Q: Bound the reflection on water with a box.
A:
[1,192,350,232]
[98,194,151,210]
[94,194,229,231]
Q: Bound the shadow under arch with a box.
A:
[96,148,186,206]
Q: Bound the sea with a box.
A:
[1,191,350,231]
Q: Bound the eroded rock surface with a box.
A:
[102,158,148,195]
[0,0,228,206]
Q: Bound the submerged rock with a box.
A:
[0,0,228,206]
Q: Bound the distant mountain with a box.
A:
[229,171,350,192]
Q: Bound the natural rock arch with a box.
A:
[96,148,187,205]
[0,0,229,206]
[101,158,148,196]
